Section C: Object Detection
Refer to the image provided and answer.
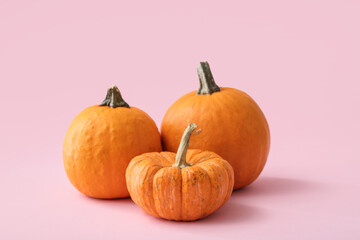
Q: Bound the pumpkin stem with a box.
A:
[197,62,220,95]
[100,85,130,108]
[172,123,198,169]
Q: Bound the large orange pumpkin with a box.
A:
[161,62,270,189]
[63,85,162,199]
[126,123,234,221]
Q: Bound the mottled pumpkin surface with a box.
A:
[63,105,162,199]
[126,150,234,221]
[161,87,270,189]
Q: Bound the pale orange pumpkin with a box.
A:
[161,62,270,189]
[126,123,234,221]
[63,85,162,199]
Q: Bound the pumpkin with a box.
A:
[161,62,270,189]
[63,85,162,199]
[126,123,234,221]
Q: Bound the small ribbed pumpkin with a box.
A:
[63,85,162,199]
[126,123,234,221]
[161,62,270,189]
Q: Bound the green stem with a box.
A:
[172,123,198,169]
[197,62,220,95]
[100,85,130,108]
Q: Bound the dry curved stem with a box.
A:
[172,123,198,169]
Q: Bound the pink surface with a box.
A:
[1,0,359,239]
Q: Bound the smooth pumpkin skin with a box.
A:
[161,87,270,189]
[63,105,162,199]
[126,149,234,221]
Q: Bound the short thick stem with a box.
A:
[172,123,198,169]
[197,62,220,95]
[100,85,130,108]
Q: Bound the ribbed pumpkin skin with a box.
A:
[126,150,234,221]
[161,87,270,189]
[63,105,162,199]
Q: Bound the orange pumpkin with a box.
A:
[161,62,270,189]
[63,85,162,199]
[126,123,234,221]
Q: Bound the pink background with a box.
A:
[1,0,359,239]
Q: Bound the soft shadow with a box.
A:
[79,194,134,206]
[76,176,318,224]
[200,201,264,224]
[233,176,320,198]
